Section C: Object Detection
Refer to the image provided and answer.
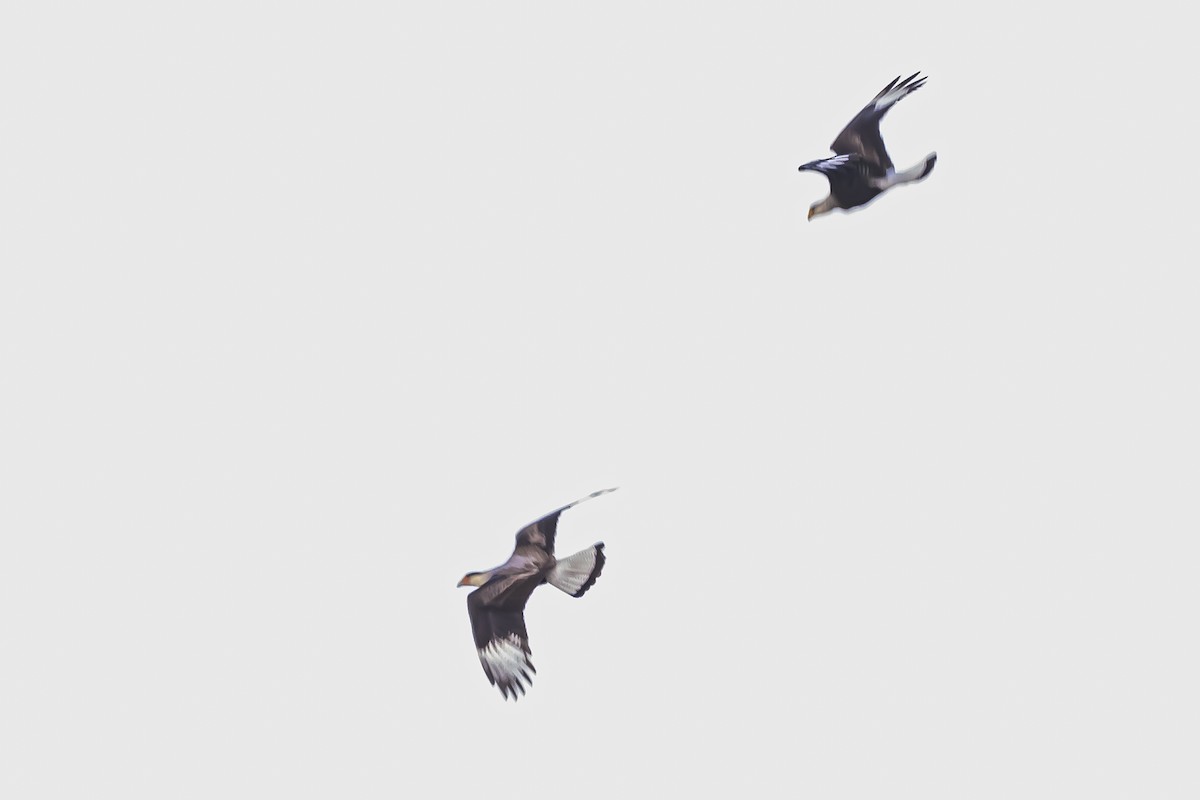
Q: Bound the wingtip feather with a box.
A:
[876,75,901,99]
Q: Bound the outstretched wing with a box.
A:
[467,590,536,700]
[513,487,617,554]
[830,72,927,172]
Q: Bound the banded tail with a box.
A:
[547,543,606,597]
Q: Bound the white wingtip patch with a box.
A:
[572,487,618,507]
[479,635,534,699]
[801,154,854,175]
[874,94,900,112]
[554,487,618,518]
[873,77,924,113]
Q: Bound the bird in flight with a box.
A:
[799,72,937,220]
[456,488,615,700]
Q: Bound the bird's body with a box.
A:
[799,73,937,220]
[457,488,614,700]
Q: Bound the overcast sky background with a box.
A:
[2,2,1198,798]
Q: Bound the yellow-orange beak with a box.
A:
[458,571,489,588]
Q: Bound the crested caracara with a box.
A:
[457,488,615,700]
[799,72,937,220]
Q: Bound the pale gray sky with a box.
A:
[2,2,1198,798]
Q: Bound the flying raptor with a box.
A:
[799,72,937,220]
[456,488,614,700]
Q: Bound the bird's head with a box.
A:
[457,571,488,588]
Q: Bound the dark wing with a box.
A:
[513,487,617,554]
[830,72,927,172]
[798,154,873,202]
[467,588,536,700]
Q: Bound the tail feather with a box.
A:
[918,151,937,180]
[547,543,606,598]
[883,152,937,188]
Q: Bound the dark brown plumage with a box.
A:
[799,73,937,220]
[456,488,614,700]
